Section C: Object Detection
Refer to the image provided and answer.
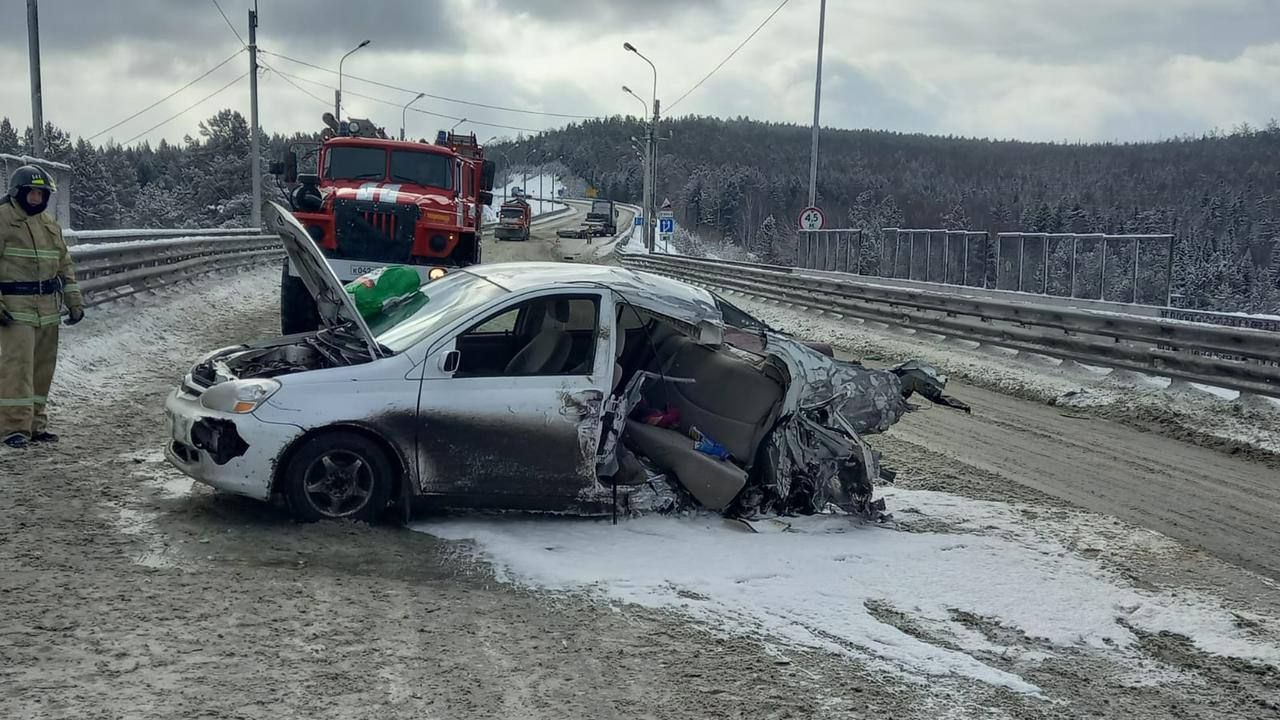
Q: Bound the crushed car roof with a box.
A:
[464,262,723,330]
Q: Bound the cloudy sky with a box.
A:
[1,0,1277,148]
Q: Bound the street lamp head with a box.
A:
[621,85,632,94]
[414,92,425,101]
[358,39,371,48]
[623,42,637,53]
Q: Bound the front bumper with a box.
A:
[163,389,305,501]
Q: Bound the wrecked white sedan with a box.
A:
[164,201,965,522]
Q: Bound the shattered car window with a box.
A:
[373,272,508,353]
[714,294,774,333]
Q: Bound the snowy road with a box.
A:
[3,226,1279,718]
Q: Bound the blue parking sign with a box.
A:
[634,215,643,226]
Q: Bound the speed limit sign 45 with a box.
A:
[798,206,826,230]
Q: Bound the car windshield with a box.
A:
[324,146,386,181]
[389,150,453,189]
[500,208,523,218]
[372,271,508,353]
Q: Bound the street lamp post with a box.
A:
[450,118,468,132]
[336,39,371,121]
[400,92,425,141]
[623,86,650,234]
[624,42,659,251]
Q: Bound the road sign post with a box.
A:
[658,205,675,254]
[798,206,826,231]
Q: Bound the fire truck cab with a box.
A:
[272,116,496,334]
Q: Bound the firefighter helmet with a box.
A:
[7,164,56,199]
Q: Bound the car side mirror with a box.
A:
[297,173,320,187]
[441,350,460,374]
[478,191,494,207]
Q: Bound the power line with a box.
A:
[259,49,594,120]
[210,0,246,46]
[259,61,329,106]
[668,0,793,111]
[121,71,250,146]
[265,66,542,133]
[87,49,245,141]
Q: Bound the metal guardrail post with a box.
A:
[892,230,901,279]
[1132,237,1140,304]
[1041,234,1049,294]
[1017,235,1025,292]
[907,231,916,280]
[942,232,951,285]
[1165,235,1175,307]
[1070,235,1078,298]
[1100,236,1108,301]
[994,233,1001,289]
[926,228,936,281]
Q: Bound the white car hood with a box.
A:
[264,201,381,360]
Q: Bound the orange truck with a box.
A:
[494,197,532,242]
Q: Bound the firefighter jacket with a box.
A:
[0,198,82,326]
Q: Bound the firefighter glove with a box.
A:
[65,307,84,326]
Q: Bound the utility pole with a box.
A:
[807,0,827,207]
[248,2,261,227]
[649,98,660,252]
[27,0,43,158]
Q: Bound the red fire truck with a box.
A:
[272,115,496,333]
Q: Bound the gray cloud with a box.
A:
[0,0,1277,147]
[478,0,726,25]
[0,0,465,54]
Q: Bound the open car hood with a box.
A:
[264,201,382,360]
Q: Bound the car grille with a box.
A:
[332,198,421,264]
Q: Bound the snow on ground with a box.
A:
[414,485,1280,696]
[50,267,280,409]
[722,292,1280,456]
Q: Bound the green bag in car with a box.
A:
[344,266,423,320]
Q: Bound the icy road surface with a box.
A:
[3,227,1279,718]
[414,489,1280,696]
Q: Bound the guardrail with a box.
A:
[69,231,281,307]
[620,252,1280,399]
[64,227,264,246]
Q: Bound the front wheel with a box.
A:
[283,431,395,523]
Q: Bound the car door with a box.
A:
[414,289,614,510]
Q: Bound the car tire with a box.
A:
[283,431,395,523]
[280,264,320,335]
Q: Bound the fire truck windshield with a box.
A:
[390,150,454,190]
[324,147,385,181]
[323,147,455,190]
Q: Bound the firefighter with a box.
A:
[0,164,84,449]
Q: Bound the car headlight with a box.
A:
[200,379,281,414]
[428,267,448,280]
